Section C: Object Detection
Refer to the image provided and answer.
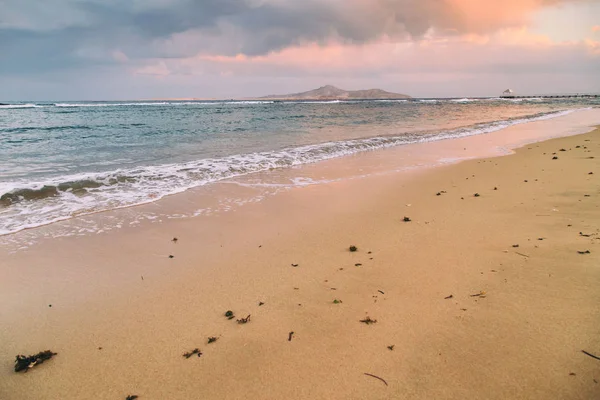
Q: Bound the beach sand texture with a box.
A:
[1,124,599,399]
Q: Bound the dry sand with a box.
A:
[1,122,599,399]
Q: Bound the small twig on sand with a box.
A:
[378,290,385,295]
[582,350,600,361]
[288,331,294,341]
[515,252,530,258]
[126,395,139,400]
[364,373,388,386]
[444,294,453,299]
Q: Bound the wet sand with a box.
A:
[1,118,600,399]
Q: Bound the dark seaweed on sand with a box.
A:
[183,348,202,358]
[360,317,377,325]
[237,315,251,324]
[14,350,57,372]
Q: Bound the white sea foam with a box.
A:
[0,104,42,109]
[54,101,275,107]
[0,108,588,236]
[451,98,477,103]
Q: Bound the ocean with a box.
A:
[1,97,598,237]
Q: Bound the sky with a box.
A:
[0,0,599,100]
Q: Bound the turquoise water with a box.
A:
[1,98,597,235]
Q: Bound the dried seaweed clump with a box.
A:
[14,350,57,373]
[360,317,377,325]
[183,348,202,359]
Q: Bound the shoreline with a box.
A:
[1,107,596,244]
[1,113,600,399]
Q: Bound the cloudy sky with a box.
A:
[1,0,599,100]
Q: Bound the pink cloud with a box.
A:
[593,25,600,32]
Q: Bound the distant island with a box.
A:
[257,85,411,100]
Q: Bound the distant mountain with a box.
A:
[259,85,411,100]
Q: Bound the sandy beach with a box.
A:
[1,112,600,399]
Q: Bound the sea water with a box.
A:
[1,97,598,236]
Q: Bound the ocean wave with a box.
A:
[54,101,275,107]
[451,98,477,103]
[0,104,42,109]
[0,108,586,235]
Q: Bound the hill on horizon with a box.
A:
[258,85,411,100]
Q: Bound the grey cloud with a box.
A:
[0,0,593,82]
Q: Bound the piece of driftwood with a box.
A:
[444,295,453,300]
[364,373,388,386]
[14,350,57,372]
[126,395,139,400]
[578,250,591,255]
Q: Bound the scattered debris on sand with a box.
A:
[387,345,395,351]
[291,263,299,267]
[183,348,202,359]
[333,299,342,304]
[474,193,480,197]
[126,395,139,400]
[349,245,358,252]
[403,217,412,222]
[258,302,265,306]
[207,337,218,344]
[14,350,57,372]
[168,255,174,259]
[172,237,178,243]
[237,315,251,324]
[577,250,591,255]
[444,294,453,300]
[225,310,235,320]
[288,331,294,341]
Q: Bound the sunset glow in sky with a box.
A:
[1,0,599,100]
